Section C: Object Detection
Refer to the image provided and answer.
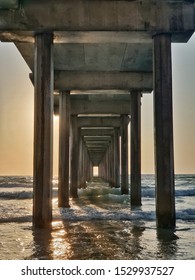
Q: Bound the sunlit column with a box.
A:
[33,33,53,228]
[58,90,70,208]
[153,33,175,228]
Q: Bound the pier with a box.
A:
[0,0,195,229]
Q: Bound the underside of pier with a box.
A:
[1,0,195,228]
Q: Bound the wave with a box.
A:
[0,191,33,199]
[59,207,195,222]
[176,208,195,221]
[0,185,194,200]
[141,187,195,198]
[0,183,32,189]
[59,207,156,222]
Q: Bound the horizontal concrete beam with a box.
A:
[1,30,193,44]
[0,1,194,42]
[81,128,115,136]
[77,116,127,128]
[0,31,152,44]
[85,141,110,146]
[54,93,131,115]
[88,148,107,151]
[83,136,112,141]
[54,31,152,44]
[54,71,153,91]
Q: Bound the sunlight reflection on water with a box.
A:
[1,175,195,259]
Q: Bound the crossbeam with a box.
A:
[0,0,194,43]
[54,93,131,115]
[77,116,125,128]
[54,71,153,91]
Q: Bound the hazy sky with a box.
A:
[0,34,195,175]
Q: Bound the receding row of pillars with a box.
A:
[33,32,175,229]
[99,128,120,189]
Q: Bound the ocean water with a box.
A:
[0,174,195,260]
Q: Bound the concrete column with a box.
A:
[70,115,79,198]
[104,152,107,181]
[108,144,112,185]
[111,137,115,187]
[121,115,129,194]
[86,150,90,181]
[114,128,120,188]
[58,90,70,208]
[153,33,175,228]
[83,145,88,184]
[100,157,104,179]
[130,91,142,206]
[33,33,53,228]
[78,130,85,188]
[90,161,93,178]
[106,149,109,183]
[99,162,102,178]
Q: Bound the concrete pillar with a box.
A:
[130,91,142,206]
[106,149,109,182]
[90,161,93,178]
[58,90,70,208]
[86,150,90,181]
[33,33,53,228]
[114,128,120,188]
[153,33,175,228]
[111,137,115,187]
[108,144,112,185]
[100,157,104,180]
[70,115,79,198]
[83,145,88,184]
[121,115,129,194]
[78,131,86,188]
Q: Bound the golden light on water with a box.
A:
[51,221,71,259]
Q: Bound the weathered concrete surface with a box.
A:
[54,71,153,91]
[58,91,70,208]
[130,91,142,206]
[121,115,129,195]
[77,116,122,128]
[0,1,194,40]
[54,93,131,115]
[1,1,193,94]
[70,115,79,198]
[81,128,115,137]
[114,128,120,188]
[33,33,53,228]
[16,40,152,73]
[153,34,175,229]
[19,41,153,91]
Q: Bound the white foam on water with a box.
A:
[0,175,195,260]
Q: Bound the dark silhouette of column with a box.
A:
[33,33,53,228]
[121,115,129,194]
[130,91,142,206]
[114,128,120,188]
[153,33,175,228]
[58,90,70,208]
[70,115,79,198]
